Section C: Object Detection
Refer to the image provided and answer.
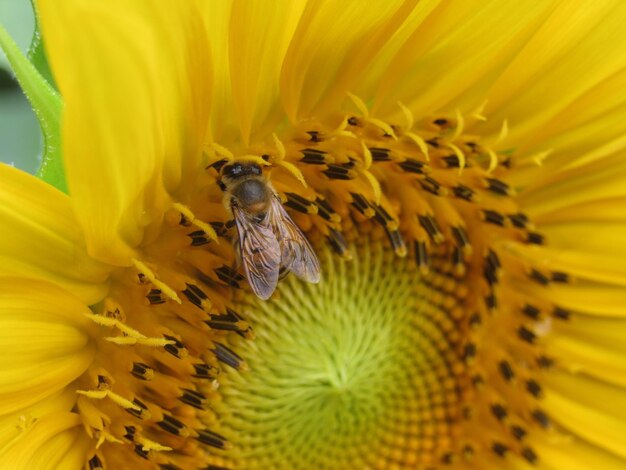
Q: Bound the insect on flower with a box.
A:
[218,161,321,299]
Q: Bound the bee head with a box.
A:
[222,162,263,179]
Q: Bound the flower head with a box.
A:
[1,1,626,469]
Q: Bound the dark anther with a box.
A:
[322,164,354,180]
[187,230,210,247]
[213,342,245,370]
[440,452,454,464]
[285,192,313,213]
[527,232,545,245]
[347,116,359,126]
[433,118,448,126]
[551,271,569,283]
[134,444,150,459]
[414,241,429,271]
[97,374,109,389]
[207,308,252,338]
[426,138,439,148]
[369,147,391,161]
[517,326,537,344]
[163,335,187,359]
[307,131,322,142]
[492,442,509,457]
[522,304,541,319]
[529,269,550,285]
[451,226,469,248]
[526,379,542,398]
[126,398,148,419]
[182,283,209,310]
[131,362,153,381]
[315,197,337,221]
[209,221,228,237]
[399,158,427,174]
[485,292,497,310]
[453,184,475,202]
[196,429,229,449]
[498,361,515,381]
[203,466,231,470]
[158,414,187,436]
[484,261,498,286]
[179,213,191,226]
[462,343,477,361]
[511,424,527,440]
[482,209,506,226]
[452,247,464,267]
[537,355,554,368]
[552,306,571,320]
[385,228,406,256]
[508,212,529,228]
[300,148,328,165]
[193,362,220,380]
[123,425,136,441]
[350,192,372,216]
[160,464,182,470]
[491,404,508,421]
[179,388,207,410]
[88,455,104,470]
[485,177,510,195]
[147,289,166,305]
[486,249,501,269]
[522,447,539,465]
[418,215,442,242]
[469,312,481,326]
[441,154,460,168]
[371,203,394,228]
[327,228,349,257]
[215,265,244,288]
[420,176,442,195]
[472,374,485,387]
[532,409,551,428]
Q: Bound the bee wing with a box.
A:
[233,206,281,300]
[268,196,321,283]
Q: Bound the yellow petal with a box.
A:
[543,380,626,460]
[280,0,409,120]
[0,164,109,305]
[484,2,626,154]
[0,412,88,470]
[529,434,626,470]
[373,1,557,118]
[0,278,94,415]
[228,0,305,143]
[0,388,75,447]
[201,0,236,143]
[526,282,626,318]
[518,154,626,218]
[38,0,211,266]
[508,242,626,286]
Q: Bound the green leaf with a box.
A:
[27,0,56,90]
[0,21,66,192]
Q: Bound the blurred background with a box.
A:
[0,1,41,174]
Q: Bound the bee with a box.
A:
[218,161,321,299]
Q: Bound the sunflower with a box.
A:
[0,0,625,469]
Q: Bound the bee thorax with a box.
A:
[232,179,271,210]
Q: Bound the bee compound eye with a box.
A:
[250,164,262,176]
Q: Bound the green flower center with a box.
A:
[217,239,462,469]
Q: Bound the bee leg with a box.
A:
[278,266,289,280]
